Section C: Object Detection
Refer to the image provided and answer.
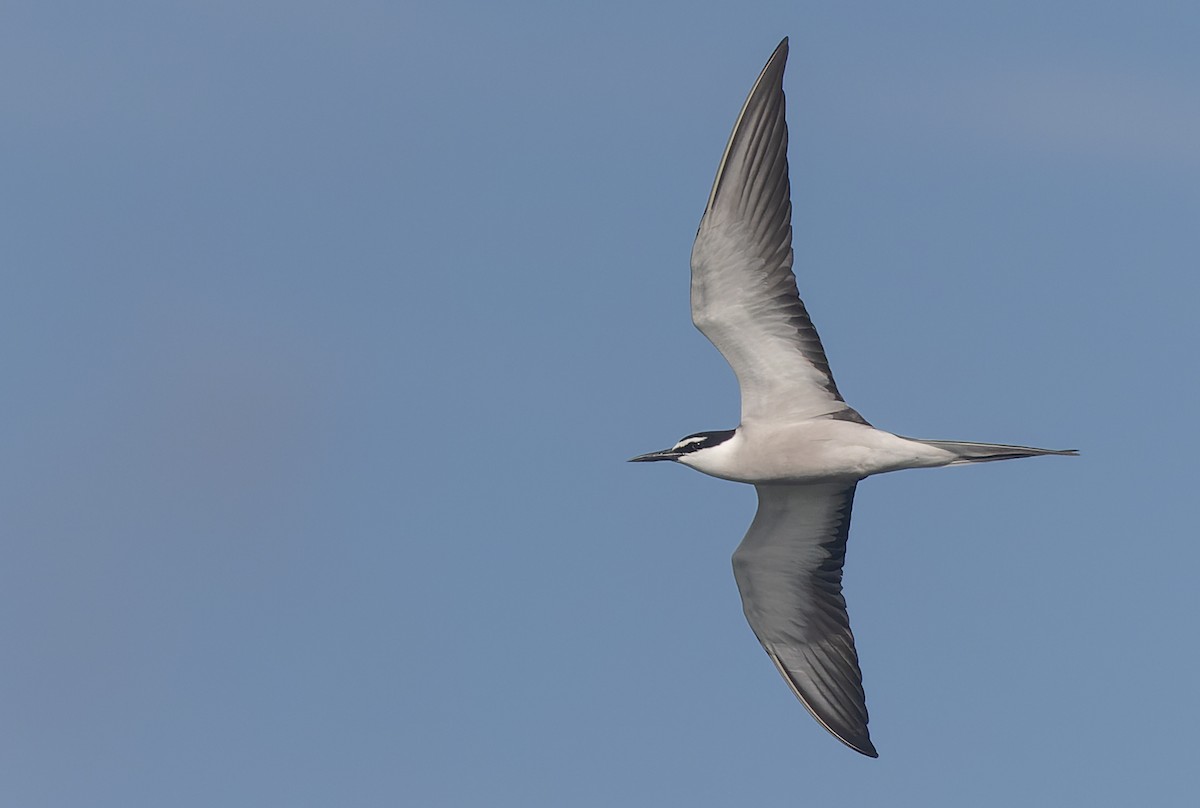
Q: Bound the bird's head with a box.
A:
[628,429,737,467]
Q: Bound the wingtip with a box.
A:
[836,729,878,758]
[767,36,789,69]
[764,649,878,760]
[756,38,789,83]
[830,722,877,757]
[701,37,792,216]
[826,727,878,758]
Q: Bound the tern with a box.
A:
[630,38,1076,758]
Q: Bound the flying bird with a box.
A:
[630,38,1076,758]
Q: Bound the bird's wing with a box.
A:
[732,482,876,757]
[690,38,862,425]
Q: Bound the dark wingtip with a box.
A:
[764,650,878,760]
[767,37,789,69]
[837,731,878,758]
[703,36,793,216]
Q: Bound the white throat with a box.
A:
[676,429,745,481]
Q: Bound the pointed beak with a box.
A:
[628,448,680,463]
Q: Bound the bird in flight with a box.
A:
[630,38,1076,758]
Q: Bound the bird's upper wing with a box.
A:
[690,38,862,425]
[732,482,876,757]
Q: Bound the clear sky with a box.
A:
[4,1,1198,805]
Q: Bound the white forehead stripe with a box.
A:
[673,436,707,450]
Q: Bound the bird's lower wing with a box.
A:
[732,482,876,757]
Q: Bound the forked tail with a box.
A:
[909,438,1079,466]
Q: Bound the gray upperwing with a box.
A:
[731,482,877,757]
[690,38,861,425]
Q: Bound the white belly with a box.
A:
[679,420,957,484]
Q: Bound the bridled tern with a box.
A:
[630,38,1077,758]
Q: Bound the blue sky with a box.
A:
[3,1,1198,805]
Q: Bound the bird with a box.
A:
[629,37,1076,758]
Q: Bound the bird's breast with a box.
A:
[682,420,928,484]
